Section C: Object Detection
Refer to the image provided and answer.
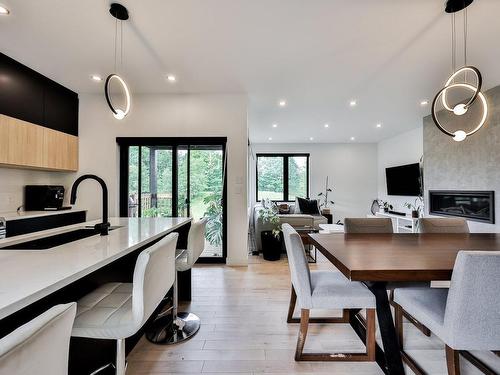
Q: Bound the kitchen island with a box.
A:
[0,217,191,374]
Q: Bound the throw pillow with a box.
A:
[278,203,290,214]
[297,197,320,215]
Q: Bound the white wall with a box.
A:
[377,127,423,214]
[78,93,248,265]
[0,168,74,213]
[250,143,378,221]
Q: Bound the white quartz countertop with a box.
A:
[0,217,191,320]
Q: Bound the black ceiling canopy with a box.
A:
[109,3,129,20]
[445,0,474,13]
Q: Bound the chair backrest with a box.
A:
[418,218,469,233]
[132,232,178,327]
[0,303,76,375]
[282,223,312,308]
[187,217,209,266]
[344,218,393,233]
[444,251,500,350]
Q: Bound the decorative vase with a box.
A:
[412,210,419,218]
[384,208,389,213]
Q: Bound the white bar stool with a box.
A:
[71,232,178,375]
[0,303,76,375]
[146,218,208,345]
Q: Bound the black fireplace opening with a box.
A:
[429,190,495,224]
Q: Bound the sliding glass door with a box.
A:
[118,138,227,262]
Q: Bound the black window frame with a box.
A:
[116,137,228,264]
[255,153,310,202]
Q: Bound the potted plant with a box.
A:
[317,176,335,214]
[405,198,423,218]
[258,205,282,261]
[379,200,393,213]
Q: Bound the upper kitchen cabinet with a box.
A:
[43,79,79,136]
[0,53,79,171]
[0,53,45,126]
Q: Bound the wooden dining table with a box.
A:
[308,232,500,375]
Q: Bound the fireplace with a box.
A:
[429,190,495,224]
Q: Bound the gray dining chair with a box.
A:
[344,218,393,233]
[418,217,469,233]
[393,251,500,375]
[282,223,377,362]
[396,218,471,338]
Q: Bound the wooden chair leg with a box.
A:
[394,302,427,375]
[287,286,297,323]
[446,345,461,375]
[460,351,498,375]
[295,309,309,361]
[394,303,403,350]
[366,308,376,361]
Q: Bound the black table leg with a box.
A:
[365,282,405,375]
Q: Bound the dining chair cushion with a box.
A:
[0,303,76,375]
[344,218,393,233]
[393,287,448,339]
[310,271,376,309]
[418,218,469,233]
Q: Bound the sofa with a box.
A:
[253,203,328,252]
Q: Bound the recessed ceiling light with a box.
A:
[324,123,329,128]
[0,5,10,15]
[420,100,429,106]
[90,75,102,81]
[349,100,357,107]
[376,123,382,128]
[350,136,355,141]
[309,137,314,141]
[166,74,176,82]
[279,100,287,107]
[272,123,278,128]
[268,137,273,141]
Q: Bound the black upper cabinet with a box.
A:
[0,53,78,136]
[43,79,79,136]
[0,53,45,125]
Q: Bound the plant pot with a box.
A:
[411,210,419,218]
[261,230,281,261]
[384,208,389,213]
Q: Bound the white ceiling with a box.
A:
[1,0,499,143]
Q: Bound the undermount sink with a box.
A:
[0,226,121,250]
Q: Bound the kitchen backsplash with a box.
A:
[0,168,73,213]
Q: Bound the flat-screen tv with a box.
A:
[385,163,421,196]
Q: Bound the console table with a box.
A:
[374,212,418,233]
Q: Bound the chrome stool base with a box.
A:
[146,312,201,345]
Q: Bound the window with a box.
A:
[256,154,309,202]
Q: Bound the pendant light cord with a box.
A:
[114,18,118,73]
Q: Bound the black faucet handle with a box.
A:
[94,222,111,236]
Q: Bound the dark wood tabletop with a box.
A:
[308,233,500,282]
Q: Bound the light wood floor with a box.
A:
[128,253,500,374]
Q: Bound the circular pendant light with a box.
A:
[431,0,488,142]
[105,74,131,120]
[105,3,131,120]
[432,66,488,142]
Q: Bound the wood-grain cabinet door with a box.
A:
[0,115,44,168]
[0,114,78,171]
[42,127,78,171]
